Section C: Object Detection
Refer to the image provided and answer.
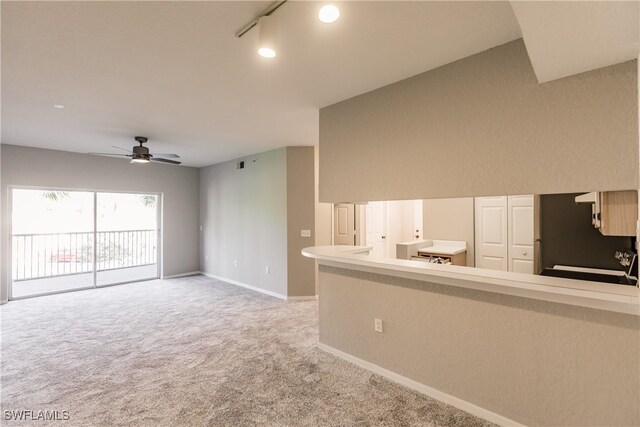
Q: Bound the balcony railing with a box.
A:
[12,230,157,281]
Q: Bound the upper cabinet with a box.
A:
[583,191,639,237]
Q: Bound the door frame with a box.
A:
[7,185,162,301]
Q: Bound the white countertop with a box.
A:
[417,245,467,256]
[398,239,467,256]
[553,265,626,277]
[302,245,640,316]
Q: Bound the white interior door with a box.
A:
[366,201,387,257]
[475,196,508,271]
[508,195,534,274]
[413,200,423,239]
[334,204,355,245]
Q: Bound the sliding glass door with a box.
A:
[96,192,158,286]
[11,188,160,299]
[11,189,95,298]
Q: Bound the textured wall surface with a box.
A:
[199,147,316,298]
[314,146,333,296]
[318,265,640,426]
[286,147,316,297]
[319,39,638,202]
[0,144,200,302]
[199,148,289,297]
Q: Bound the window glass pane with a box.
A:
[11,189,94,298]
[96,193,158,286]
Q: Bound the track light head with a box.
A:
[257,16,277,58]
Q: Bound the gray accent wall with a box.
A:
[0,144,200,302]
[315,37,640,426]
[319,39,638,202]
[199,147,316,298]
[286,147,316,297]
[314,146,333,295]
[319,265,640,426]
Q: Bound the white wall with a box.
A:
[386,200,417,258]
[0,144,200,302]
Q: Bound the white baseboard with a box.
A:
[317,342,524,427]
[201,272,288,300]
[286,295,318,301]
[162,271,201,279]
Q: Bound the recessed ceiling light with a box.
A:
[258,47,276,58]
[53,104,65,109]
[318,5,340,24]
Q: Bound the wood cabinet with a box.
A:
[596,191,638,237]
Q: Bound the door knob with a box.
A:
[522,251,527,256]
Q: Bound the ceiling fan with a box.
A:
[89,136,181,165]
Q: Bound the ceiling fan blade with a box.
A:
[150,153,180,159]
[88,152,131,157]
[111,145,132,153]
[150,157,181,165]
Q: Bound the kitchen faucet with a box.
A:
[615,250,637,283]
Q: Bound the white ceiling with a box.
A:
[511,0,639,83]
[1,1,638,167]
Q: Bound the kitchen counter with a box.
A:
[302,245,640,315]
[417,245,466,256]
[397,239,467,265]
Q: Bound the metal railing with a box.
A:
[12,230,157,281]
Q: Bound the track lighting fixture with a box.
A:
[257,16,277,58]
[235,1,341,58]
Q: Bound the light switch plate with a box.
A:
[300,230,311,237]
[374,318,383,333]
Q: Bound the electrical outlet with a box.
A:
[374,318,383,333]
[234,260,238,267]
[265,266,270,274]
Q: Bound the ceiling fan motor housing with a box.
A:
[132,145,150,156]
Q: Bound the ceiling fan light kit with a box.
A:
[88,136,181,165]
[130,155,150,164]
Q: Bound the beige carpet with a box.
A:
[1,275,495,426]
